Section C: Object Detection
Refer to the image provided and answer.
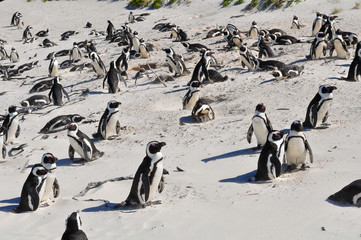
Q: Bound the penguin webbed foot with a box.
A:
[301,163,310,170]
[284,164,297,173]
[253,144,262,151]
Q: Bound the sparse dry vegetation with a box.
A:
[331,7,342,14]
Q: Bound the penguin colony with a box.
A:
[0,3,361,238]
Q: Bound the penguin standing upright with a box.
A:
[249,21,259,37]
[115,46,130,76]
[285,120,314,171]
[303,84,337,128]
[40,153,60,204]
[329,29,348,59]
[106,20,115,40]
[251,131,285,181]
[67,123,104,161]
[239,45,257,71]
[164,48,189,77]
[128,11,135,23]
[183,80,201,110]
[61,212,88,240]
[49,56,59,77]
[342,42,361,81]
[0,46,9,60]
[257,36,274,58]
[132,31,141,53]
[9,47,19,63]
[312,12,323,36]
[2,105,20,145]
[247,103,273,149]
[90,52,106,78]
[22,25,33,40]
[190,49,214,84]
[291,16,300,29]
[122,141,166,207]
[11,12,22,26]
[48,77,70,106]
[13,164,48,213]
[139,39,150,58]
[103,61,121,93]
[70,42,82,61]
[0,127,7,159]
[307,32,327,60]
[92,100,121,140]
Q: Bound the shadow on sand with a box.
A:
[202,147,259,163]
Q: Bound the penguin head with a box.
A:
[316,32,325,39]
[8,105,17,113]
[319,84,337,94]
[110,61,115,68]
[71,114,85,123]
[239,44,247,54]
[11,47,15,51]
[293,16,298,20]
[268,130,284,142]
[146,141,166,156]
[252,21,257,26]
[272,70,282,78]
[31,164,48,177]
[41,153,58,170]
[335,29,342,35]
[316,12,322,17]
[107,100,121,110]
[52,77,60,84]
[255,103,266,113]
[20,100,30,107]
[65,211,83,232]
[189,80,201,92]
[182,42,189,48]
[123,46,129,53]
[67,122,78,132]
[329,15,338,22]
[291,120,303,132]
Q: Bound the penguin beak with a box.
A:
[159,142,166,147]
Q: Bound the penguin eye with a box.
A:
[152,142,157,146]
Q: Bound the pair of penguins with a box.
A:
[247,84,336,181]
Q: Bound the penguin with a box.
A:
[106,20,115,40]
[40,114,84,134]
[239,45,257,71]
[20,95,50,107]
[139,39,150,58]
[0,46,9,60]
[250,130,285,181]
[249,21,259,37]
[164,48,189,77]
[307,32,327,60]
[93,100,121,140]
[22,25,33,40]
[303,84,337,128]
[70,42,82,61]
[132,31,141,53]
[11,11,21,26]
[190,49,214,84]
[12,164,48,213]
[341,31,358,47]
[123,141,166,207]
[171,26,188,42]
[170,26,178,39]
[182,42,209,52]
[328,180,361,207]
[291,16,300,29]
[312,12,323,36]
[230,30,243,48]
[29,80,53,93]
[89,52,106,78]
[330,29,348,59]
[115,46,130,75]
[48,77,70,106]
[206,69,228,84]
[255,59,286,71]
[0,127,6,159]
[1,105,20,145]
[36,29,49,37]
[40,38,57,48]
[67,123,104,161]
[272,64,304,81]
[49,56,59,77]
[17,16,24,29]
[257,36,274,58]
[285,120,314,171]
[85,22,92,28]
[61,212,88,240]
[273,34,300,45]
[183,80,201,110]
[103,61,121,93]
[61,30,79,41]
[192,98,215,123]
[206,27,222,38]
[128,11,135,23]
[319,15,337,41]
[247,103,273,149]
[342,42,361,81]
[40,153,60,204]
[9,47,19,63]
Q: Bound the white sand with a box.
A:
[0,0,361,239]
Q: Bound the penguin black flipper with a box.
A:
[116,120,120,134]
[247,124,253,144]
[103,73,108,89]
[310,103,318,127]
[68,145,75,160]
[322,111,329,124]
[270,154,282,178]
[48,87,53,103]
[158,175,165,193]
[15,125,20,138]
[2,145,6,159]
[81,138,92,161]
[141,172,150,202]
[265,114,273,132]
[53,178,60,198]
[62,87,70,102]
[304,139,314,163]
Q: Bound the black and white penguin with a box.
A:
[330,29,348,59]
[49,56,59,77]
[48,77,70,106]
[132,31,141,53]
[22,25,33,40]
[20,95,50,107]
[40,114,84,134]
[139,39,150,58]
[29,79,52,93]
[342,42,361,81]
[285,120,314,171]
[255,59,286,71]
[40,153,60,204]
[12,164,48,213]
[182,42,209,52]
[103,61,121,93]
[115,46,130,76]
[307,32,327,60]
[1,105,20,145]
[10,11,22,26]
[249,21,259,38]
[67,123,104,161]
[0,127,6,159]
[273,34,300,45]
[61,30,79,41]
[123,141,166,207]
[36,28,49,37]
[171,26,188,42]
[272,64,304,81]
[128,11,136,23]
[303,84,337,128]
[9,47,19,63]
[206,27,222,38]
[183,80,201,110]
[61,211,88,240]
[40,38,57,48]
[257,36,274,58]
[250,130,285,181]
[106,20,115,40]
[328,180,361,207]
[206,69,228,84]
[93,100,121,140]
[239,45,257,71]
[0,46,9,60]
[89,52,106,78]
[164,48,188,77]
[291,16,300,29]
[247,103,273,149]
[192,98,215,123]
[190,49,214,84]
[312,12,323,36]
[70,42,82,61]
[341,31,359,47]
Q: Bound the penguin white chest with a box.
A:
[68,136,87,159]
[10,52,19,62]
[104,113,118,138]
[240,55,252,70]
[184,91,200,110]
[334,40,347,58]
[37,176,47,202]
[50,63,59,77]
[317,100,332,126]
[166,58,181,75]
[41,171,56,202]
[148,161,163,202]
[139,45,149,58]
[313,20,322,36]
[6,117,19,144]
[286,138,307,166]
[252,117,268,146]
[92,61,104,76]
[250,28,258,38]
[315,41,326,59]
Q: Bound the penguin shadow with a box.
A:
[219,170,257,184]
[336,64,350,67]
[56,157,87,167]
[220,67,244,72]
[202,147,259,163]
[179,115,194,124]
[260,78,277,84]
[164,87,188,95]
[81,202,137,213]
[65,77,99,89]
[0,197,19,212]
[288,58,310,65]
